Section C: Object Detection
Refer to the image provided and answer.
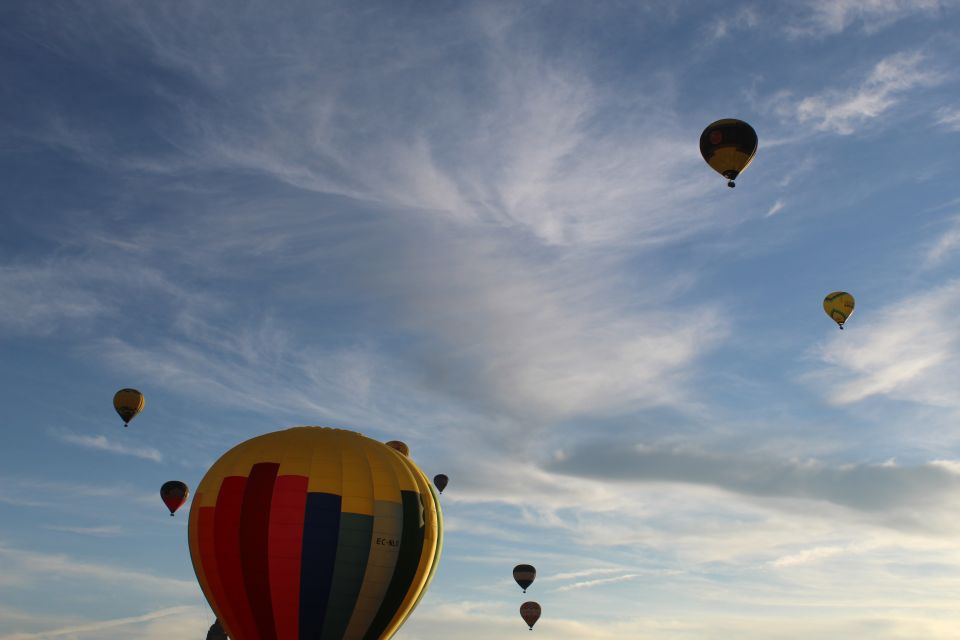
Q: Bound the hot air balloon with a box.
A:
[433,474,448,494]
[206,619,228,640]
[161,481,189,516]
[113,388,144,427]
[188,427,442,640]
[700,119,758,187]
[385,441,410,456]
[513,564,536,593]
[823,291,855,329]
[520,601,541,630]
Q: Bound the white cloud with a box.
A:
[554,573,640,592]
[0,606,211,640]
[791,0,959,36]
[765,199,786,217]
[709,6,760,39]
[53,432,163,462]
[775,51,944,134]
[768,540,884,568]
[0,545,198,598]
[0,265,109,335]
[936,106,960,131]
[925,218,960,266]
[42,525,124,537]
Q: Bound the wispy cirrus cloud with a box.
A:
[42,525,124,537]
[0,606,205,640]
[52,431,162,462]
[765,199,786,217]
[789,0,960,36]
[936,106,960,131]
[924,217,960,266]
[0,2,734,430]
[554,573,640,592]
[772,51,945,134]
[768,540,883,568]
[0,545,197,597]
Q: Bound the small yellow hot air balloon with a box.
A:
[113,388,144,427]
[823,292,855,329]
[700,119,758,188]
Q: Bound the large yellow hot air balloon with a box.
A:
[823,291,855,329]
[188,427,442,640]
[700,119,758,187]
[113,388,144,427]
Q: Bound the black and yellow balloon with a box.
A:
[113,388,144,427]
[700,119,758,187]
[188,427,442,640]
[823,292,855,329]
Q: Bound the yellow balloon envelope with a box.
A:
[188,427,442,640]
[113,388,144,426]
[823,292,855,328]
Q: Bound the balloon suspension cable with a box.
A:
[727,180,736,188]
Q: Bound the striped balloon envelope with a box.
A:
[188,427,443,640]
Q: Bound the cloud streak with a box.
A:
[0,545,197,597]
[773,51,944,134]
[53,432,162,462]
[0,606,196,640]
[790,0,960,36]
[554,573,640,592]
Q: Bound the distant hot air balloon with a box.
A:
[700,119,758,187]
[520,601,541,630]
[823,291,855,329]
[513,564,536,593]
[206,619,228,640]
[160,481,189,516]
[188,427,442,640]
[386,440,410,456]
[113,388,144,427]
[433,474,448,494]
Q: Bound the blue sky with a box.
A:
[2,1,960,638]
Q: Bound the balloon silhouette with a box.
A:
[513,564,536,593]
[520,601,541,630]
[160,480,189,516]
[113,388,144,427]
[700,119,758,187]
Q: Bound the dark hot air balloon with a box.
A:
[700,119,758,187]
[433,474,448,494]
[520,601,541,630]
[513,564,536,592]
[205,619,227,640]
[385,441,410,456]
[160,481,189,516]
[113,388,144,427]
[188,427,442,640]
